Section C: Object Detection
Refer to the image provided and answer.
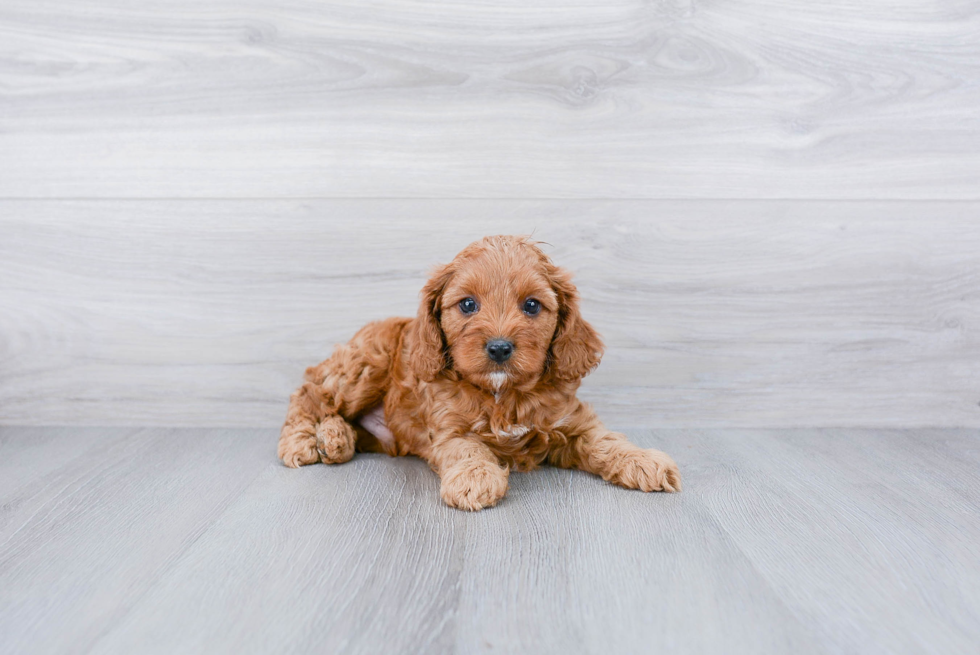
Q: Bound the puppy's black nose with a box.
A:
[486,339,514,363]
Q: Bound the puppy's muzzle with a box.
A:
[485,339,514,363]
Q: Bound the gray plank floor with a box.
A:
[1,427,977,654]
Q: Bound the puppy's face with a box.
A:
[409,236,603,391]
[439,244,559,392]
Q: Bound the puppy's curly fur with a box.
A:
[279,236,680,510]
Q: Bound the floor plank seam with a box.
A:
[85,458,273,652]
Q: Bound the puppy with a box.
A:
[278,235,681,510]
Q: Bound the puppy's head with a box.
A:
[409,236,603,391]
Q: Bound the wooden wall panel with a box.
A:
[1,0,978,198]
[2,200,977,427]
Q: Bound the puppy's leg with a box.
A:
[278,319,401,468]
[550,406,681,492]
[278,376,358,468]
[426,435,510,511]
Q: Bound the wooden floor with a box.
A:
[1,426,977,654]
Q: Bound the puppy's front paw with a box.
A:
[440,461,509,511]
[610,448,682,493]
[315,416,356,464]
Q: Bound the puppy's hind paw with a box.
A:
[314,416,357,464]
[278,435,321,468]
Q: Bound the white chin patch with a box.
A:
[488,371,508,392]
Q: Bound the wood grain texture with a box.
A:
[2,0,979,198]
[0,427,272,655]
[0,427,977,654]
[2,200,978,428]
[680,428,980,654]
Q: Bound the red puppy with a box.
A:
[279,235,681,510]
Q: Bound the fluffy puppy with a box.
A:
[278,236,681,510]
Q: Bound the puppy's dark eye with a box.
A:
[459,297,479,314]
[523,298,541,316]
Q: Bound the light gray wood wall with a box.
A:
[2,200,978,427]
[2,0,979,199]
[1,1,978,427]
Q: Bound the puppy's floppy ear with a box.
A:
[408,263,453,382]
[548,265,604,381]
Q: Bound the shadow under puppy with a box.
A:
[279,235,681,510]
